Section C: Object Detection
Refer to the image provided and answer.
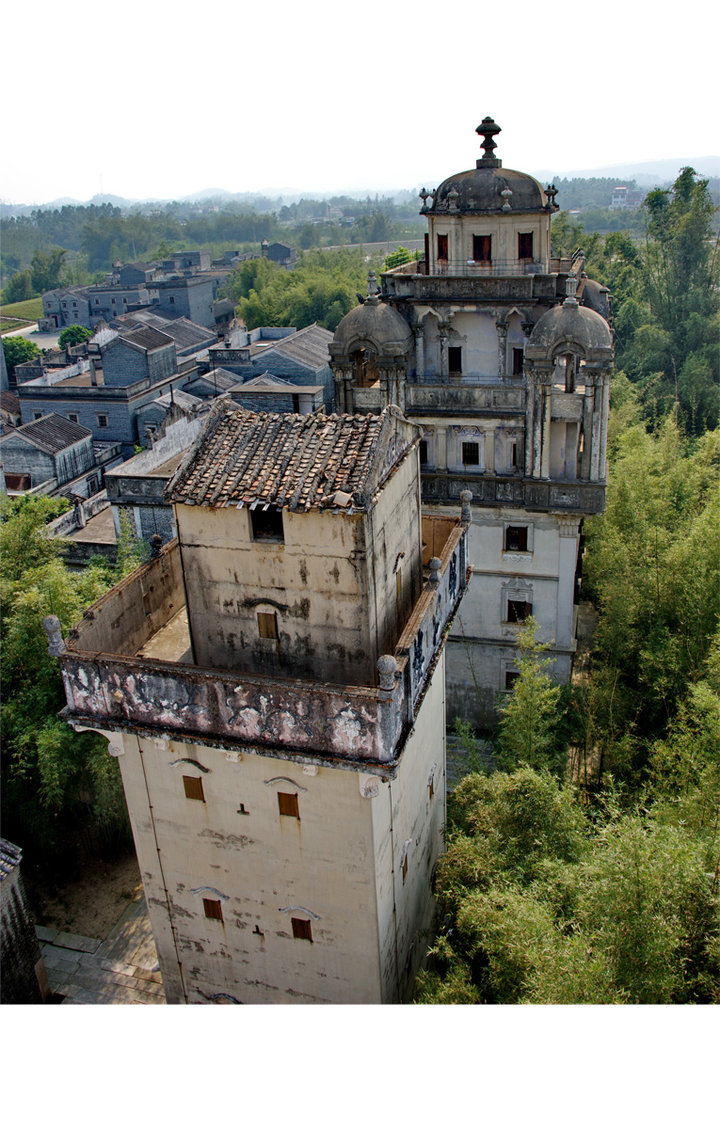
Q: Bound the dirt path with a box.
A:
[29,852,142,939]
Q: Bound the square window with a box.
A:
[505,525,528,552]
[183,775,205,802]
[250,506,284,542]
[68,414,79,423]
[518,232,534,260]
[448,346,462,374]
[291,917,312,941]
[507,599,532,623]
[257,610,278,639]
[437,234,448,260]
[505,670,520,691]
[278,792,299,818]
[512,347,524,376]
[203,898,223,921]
[462,441,480,466]
[419,439,428,466]
[472,234,492,262]
[97,414,108,428]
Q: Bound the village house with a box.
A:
[0,412,122,497]
[16,326,196,457]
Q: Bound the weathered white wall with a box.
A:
[107,655,446,1005]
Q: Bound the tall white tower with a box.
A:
[51,404,469,1003]
[329,117,613,722]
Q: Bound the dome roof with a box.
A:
[527,298,613,359]
[429,166,549,216]
[331,299,413,358]
[423,116,557,217]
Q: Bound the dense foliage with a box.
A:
[421,408,720,1004]
[2,334,39,375]
[222,247,383,332]
[0,498,139,877]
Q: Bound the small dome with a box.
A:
[429,166,548,216]
[331,300,413,358]
[527,299,613,359]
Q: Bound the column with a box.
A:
[589,373,601,481]
[541,379,552,479]
[598,370,610,480]
[483,427,496,474]
[435,425,448,471]
[497,321,508,380]
[525,372,536,476]
[556,517,580,647]
[439,331,448,379]
[414,326,425,381]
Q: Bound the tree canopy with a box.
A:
[2,334,40,374]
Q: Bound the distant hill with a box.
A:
[533,156,720,186]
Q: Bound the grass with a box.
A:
[0,296,43,320]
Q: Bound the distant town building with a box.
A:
[609,185,644,210]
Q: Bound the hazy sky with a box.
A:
[3,0,717,205]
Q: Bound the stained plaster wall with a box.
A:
[442,508,580,724]
[176,448,423,686]
[108,689,444,1004]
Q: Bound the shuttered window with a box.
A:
[257,611,278,639]
[183,775,205,802]
[291,918,312,941]
[203,898,223,921]
[278,792,299,818]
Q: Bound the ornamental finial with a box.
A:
[476,116,502,167]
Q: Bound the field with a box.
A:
[0,296,43,332]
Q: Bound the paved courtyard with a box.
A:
[37,888,166,1005]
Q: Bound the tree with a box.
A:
[2,269,35,304]
[383,246,415,271]
[0,496,131,873]
[2,335,39,376]
[495,618,565,775]
[417,767,720,1004]
[30,247,66,293]
[58,325,93,348]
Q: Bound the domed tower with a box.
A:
[329,116,614,724]
[329,271,413,414]
[423,115,557,276]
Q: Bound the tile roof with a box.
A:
[5,413,92,454]
[258,323,332,370]
[184,369,239,395]
[115,312,215,350]
[115,326,174,352]
[166,403,417,512]
[0,838,22,882]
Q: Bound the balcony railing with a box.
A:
[430,258,548,277]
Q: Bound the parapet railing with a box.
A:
[52,519,470,770]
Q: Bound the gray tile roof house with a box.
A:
[112,312,217,356]
[0,412,102,495]
[206,324,334,406]
[226,373,325,415]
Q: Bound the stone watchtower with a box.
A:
[328,117,613,721]
[51,403,470,1003]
